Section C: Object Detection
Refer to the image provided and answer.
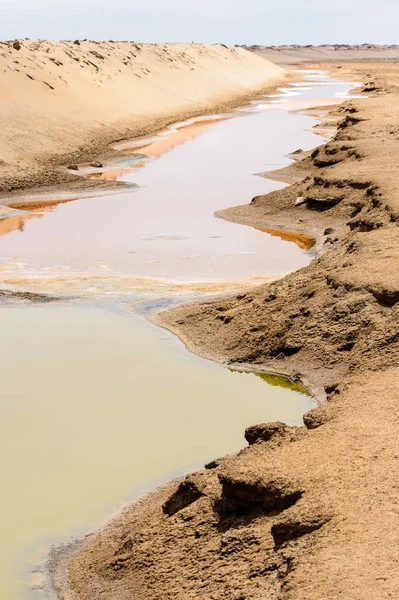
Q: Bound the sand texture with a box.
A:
[0,40,284,198]
[50,61,399,600]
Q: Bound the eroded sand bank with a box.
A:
[52,62,399,600]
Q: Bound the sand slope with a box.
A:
[0,41,284,194]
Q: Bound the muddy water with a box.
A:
[0,72,359,600]
[0,301,315,600]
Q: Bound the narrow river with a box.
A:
[0,72,358,600]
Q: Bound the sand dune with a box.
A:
[0,41,284,195]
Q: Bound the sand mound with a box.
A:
[0,40,284,194]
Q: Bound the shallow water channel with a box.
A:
[0,72,358,599]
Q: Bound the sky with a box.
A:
[0,0,397,46]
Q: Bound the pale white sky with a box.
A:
[0,0,396,45]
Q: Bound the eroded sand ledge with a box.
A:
[50,61,399,600]
[0,40,284,199]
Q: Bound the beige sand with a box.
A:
[0,41,284,198]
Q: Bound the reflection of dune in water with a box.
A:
[0,210,49,238]
[253,225,315,251]
[124,118,229,159]
[87,161,150,181]
[7,198,78,212]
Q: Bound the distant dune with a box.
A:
[244,44,399,65]
[0,41,284,195]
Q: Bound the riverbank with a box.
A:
[0,41,285,200]
[52,61,399,599]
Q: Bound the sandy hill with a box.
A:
[0,40,284,196]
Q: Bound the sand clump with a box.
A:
[49,61,399,600]
[0,40,284,198]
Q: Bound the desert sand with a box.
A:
[0,40,284,200]
[49,59,399,600]
[245,43,399,65]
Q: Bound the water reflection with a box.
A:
[255,371,312,396]
[128,118,230,158]
[253,225,315,251]
[0,211,46,238]
[87,161,150,181]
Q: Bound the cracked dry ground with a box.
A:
[53,63,399,600]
